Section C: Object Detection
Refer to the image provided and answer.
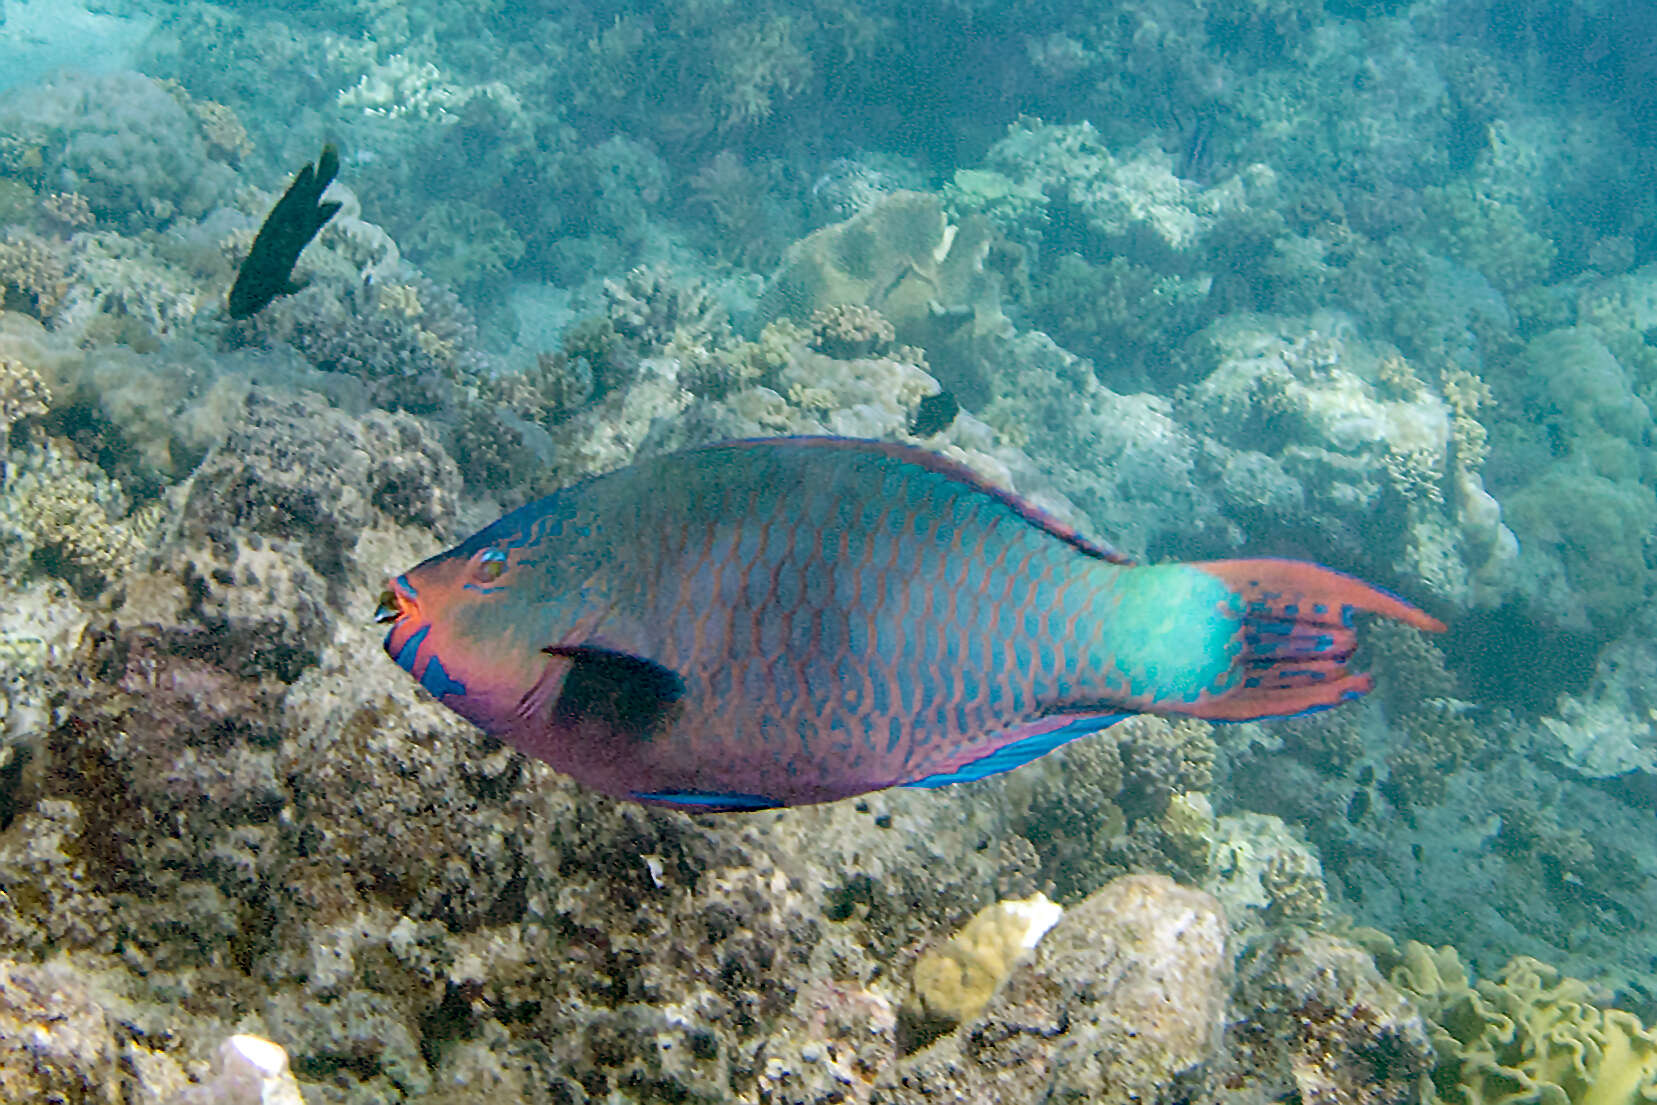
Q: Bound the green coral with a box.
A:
[1393,943,1657,1105]
[403,199,525,293]
[1027,252,1213,388]
[1426,180,1556,294]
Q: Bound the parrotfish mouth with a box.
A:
[376,574,469,699]
[378,574,426,671]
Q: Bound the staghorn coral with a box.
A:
[710,15,812,130]
[689,150,799,267]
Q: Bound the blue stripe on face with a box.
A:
[419,654,467,698]
[396,573,417,597]
[395,624,430,673]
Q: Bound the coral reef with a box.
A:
[0,231,68,321]
[3,5,1657,1099]
[0,70,238,229]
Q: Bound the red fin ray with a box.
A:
[1185,558,1445,721]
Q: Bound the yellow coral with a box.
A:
[1442,368,1494,473]
[1395,943,1657,1105]
[909,893,1064,1025]
[375,282,424,319]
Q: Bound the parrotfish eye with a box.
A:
[474,547,508,583]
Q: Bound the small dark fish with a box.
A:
[227,144,342,319]
[1346,787,1370,824]
[910,390,959,436]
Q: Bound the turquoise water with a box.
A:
[1,1,1655,1102]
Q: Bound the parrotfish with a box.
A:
[379,437,1443,811]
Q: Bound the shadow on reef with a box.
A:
[1439,605,1601,716]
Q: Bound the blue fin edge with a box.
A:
[633,790,780,811]
[901,712,1133,789]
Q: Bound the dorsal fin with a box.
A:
[697,436,1136,565]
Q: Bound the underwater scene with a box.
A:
[1,0,1656,1101]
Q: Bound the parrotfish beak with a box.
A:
[377,574,469,700]
[377,574,416,625]
[375,591,403,624]
[379,574,426,671]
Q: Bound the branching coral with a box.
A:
[0,438,152,587]
[710,15,812,130]
[0,232,68,321]
[602,264,730,354]
[241,276,483,410]
[1367,621,1483,809]
[805,303,896,359]
[0,356,50,435]
[1426,181,1557,294]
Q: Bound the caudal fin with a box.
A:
[1184,558,1445,721]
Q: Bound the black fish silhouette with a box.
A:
[227,144,341,319]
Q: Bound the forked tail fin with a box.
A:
[1184,558,1446,721]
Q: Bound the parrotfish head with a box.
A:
[377,534,547,731]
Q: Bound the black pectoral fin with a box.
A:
[543,646,686,739]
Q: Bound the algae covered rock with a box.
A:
[1223,931,1433,1105]
[877,874,1228,1105]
